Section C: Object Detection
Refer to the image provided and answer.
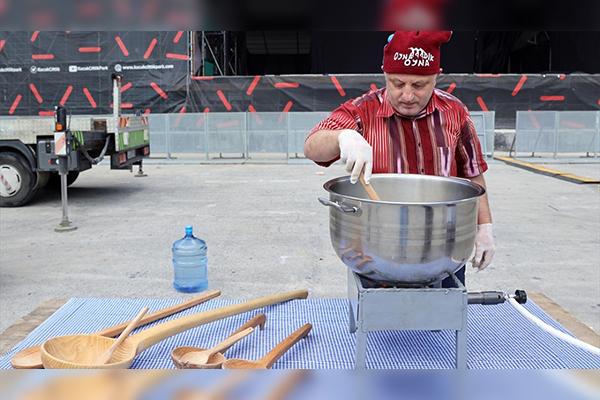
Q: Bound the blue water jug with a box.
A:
[172,225,208,293]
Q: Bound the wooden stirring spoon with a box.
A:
[11,289,221,369]
[40,289,308,369]
[172,313,267,369]
[222,323,312,369]
[96,307,149,364]
[179,327,254,367]
[359,173,380,201]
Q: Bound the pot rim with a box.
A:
[323,173,486,206]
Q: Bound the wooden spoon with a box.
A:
[222,323,312,369]
[359,173,380,201]
[40,289,308,369]
[11,289,221,369]
[179,327,254,367]
[172,313,266,369]
[96,306,149,364]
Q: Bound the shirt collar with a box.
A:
[377,89,437,119]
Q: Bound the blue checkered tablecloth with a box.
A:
[1,298,598,369]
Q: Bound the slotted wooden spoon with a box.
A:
[40,289,308,369]
[11,289,221,369]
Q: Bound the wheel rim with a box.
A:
[0,164,22,197]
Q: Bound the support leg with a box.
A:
[455,329,467,370]
[355,328,367,370]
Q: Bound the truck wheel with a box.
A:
[0,152,37,207]
[48,171,80,188]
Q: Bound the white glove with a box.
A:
[471,223,495,271]
[338,129,373,184]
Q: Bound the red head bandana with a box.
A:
[382,31,452,75]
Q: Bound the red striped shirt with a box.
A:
[309,88,488,178]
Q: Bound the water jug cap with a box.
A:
[185,225,193,236]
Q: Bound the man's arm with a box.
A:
[468,174,492,224]
[303,130,342,163]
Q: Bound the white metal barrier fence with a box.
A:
[515,111,600,158]
[148,111,496,161]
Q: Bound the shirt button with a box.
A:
[417,143,421,147]
[420,168,424,173]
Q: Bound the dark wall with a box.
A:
[243,31,600,74]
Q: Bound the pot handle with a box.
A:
[318,197,361,215]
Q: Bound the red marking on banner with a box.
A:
[560,120,586,129]
[143,38,157,59]
[0,40,5,52]
[248,104,262,125]
[29,83,43,103]
[82,87,97,108]
[30,31,39,42]
[476,96,489,112]
[558,74,566,80]
[60,85,73,106]
[166,53,188,60]
[38,110,54,116]
[246,76,261,96]
[150,82,168,99]
[540,95,565,101]
[527,112,540,129]
[282,100,293,113]
[8,94,22,115]
[173,31,184,43]
[330,76,346,97]
[216,120,239,128]
[179,106,187,113]
[274,82,300,89]
[191,76,214,80]
[370,83,378,92]
[78,47,101,53]
[512,75,528,97]
[115,36,130,56]
[476,74,501,78]
[203,107,210,113]
[120,103,133,109]
[216,90,232,111]
[144,108,151,115]
[32,54,54,60]
[120,82,132,92]
[597,99,600,106]
[446,82,456,94]
[278,101,294,122]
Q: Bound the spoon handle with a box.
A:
[209,327,254,356]
[260,323,312,369]
[97,307,149,364]
[359,174,380,201]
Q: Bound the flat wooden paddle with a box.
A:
[222,323,312,369]
[10,289,221,369]
[40,289,308,369]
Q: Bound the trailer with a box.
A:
[0,75,150,207]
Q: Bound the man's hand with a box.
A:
[338,129,373,184]
[472,223,495,271]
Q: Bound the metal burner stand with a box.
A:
[347,269,468,369]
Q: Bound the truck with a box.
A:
[0,75,150,207]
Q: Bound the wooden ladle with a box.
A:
[172,313,266,369]
[222,323,312,369]
[11,289,221,369]
[179,327,254,367]
[40,289,308,369]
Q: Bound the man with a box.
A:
[304,31,495,284]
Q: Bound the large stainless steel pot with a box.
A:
[319,174,485,284]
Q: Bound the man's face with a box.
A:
[384,73,437,117]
